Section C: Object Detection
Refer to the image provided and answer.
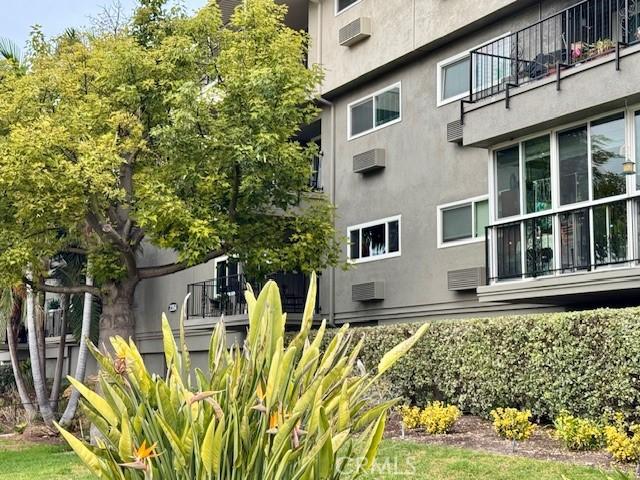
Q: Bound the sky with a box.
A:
[1,0,208,49]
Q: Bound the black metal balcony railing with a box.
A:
[485,197,640,283]
[469,0,640,102]
[186,272,318,319]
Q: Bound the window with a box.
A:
[438,197,489,247]
[348,216,401,262]
[495,145,520,218]
[591,113,626,200]
[437,34,510,106]
[348,83,401,139]
[214,257,240,297]
[488,109,638,284]
[438,56,470,105]
[593,200,627,265]
[310,137,322,190]
[336,0,360,14]
[523,136,551,213]
[559,126,589,205]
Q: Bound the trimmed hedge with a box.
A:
[309,307,640,421]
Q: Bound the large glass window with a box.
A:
[496,146,520,218]
[525,215,554,277]
[349,84,401,138]
[496,223,522,280]
[559,209,590,273]
[593,201,627,266]
[559,126,589,205]
[440,57,470,103]
[591,113,626,200]
[348,217,401,262]
[524,135,551,213]
[439,198,489,245]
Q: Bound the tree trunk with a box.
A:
[25,279,55,425]
[35,292,46,381]
[59,276,93,428]
[49,294,68,411]
[98,282,137,350]
[6,288,37,420]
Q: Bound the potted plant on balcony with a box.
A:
[590,38,615,58]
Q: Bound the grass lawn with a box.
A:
[0,437,625,479]
[0,438,93,480]
[363,440,618,480]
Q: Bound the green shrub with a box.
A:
[554,411,604,451]
[491,408,535,442]
[56,274,428,479]
[300,307,640,422]
[0,364,15,394]
[420,401,461,434]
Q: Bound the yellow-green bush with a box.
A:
[301,307,640,422]
[604,425,640,464]
[419,401,461,435]
[399,402,461,434]
[491,408,535,442]
[553,411,604,451]
[398,405,421,430]
[56,274,428,479]
[604,414,640,467]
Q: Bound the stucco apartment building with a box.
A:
[7,0,640,374]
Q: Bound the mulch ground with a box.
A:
[385,414,615,470]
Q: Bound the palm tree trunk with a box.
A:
[36,292,46,381]
[49,294,68,411]
[59,274,93,427]
[25,277,55,425]
[6,287,36,420]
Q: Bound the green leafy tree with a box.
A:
[0,0,337,349]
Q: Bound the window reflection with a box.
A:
[524,136,551,213]
[591,113,626,200]
[559,126,589,205]
[496,146,520,218]
[593,201,627,266]
[362,223,386,258]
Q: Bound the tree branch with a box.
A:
[24,277,101,296]
[138,249,225,280]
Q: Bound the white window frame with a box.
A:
[436,33,511,107]
[347,82,402,140]
[347,215,401,264]
[335,0,362,16]
[437,195,489,248]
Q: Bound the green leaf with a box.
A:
[67,376,118,427]
[377,323,429,376]
[55,422,106,478]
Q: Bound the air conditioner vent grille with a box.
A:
[352,281,385,302]
[339,17,372,47]
[353,148,385,173]
[447,120,463,144]
[447,267,486,291]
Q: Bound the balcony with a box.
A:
[460,0,640,147]
[479,197,640,303]
[186,271,318,323]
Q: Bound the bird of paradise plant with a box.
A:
[56,272,428,479]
